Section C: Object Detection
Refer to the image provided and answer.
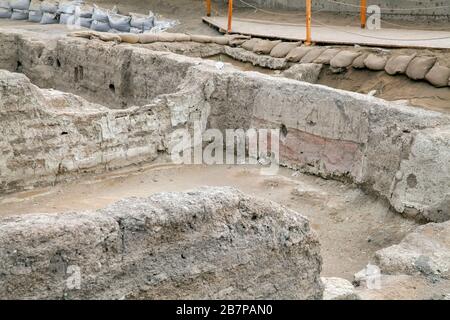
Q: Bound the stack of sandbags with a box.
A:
[129,11,154,33]
[108,11,130,33]
[90,4,113,32]
[57,0,78,25]
[10,0,30,20]
[28,0,43,22]
[0,0,12,18]
[73,3,92,28]
[40,0,58,24]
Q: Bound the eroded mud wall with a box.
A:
[0,187,323,300]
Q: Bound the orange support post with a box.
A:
[360,0,367,28]
[227,0,234,33]
[206,0,211,17]
[305,0,312,45]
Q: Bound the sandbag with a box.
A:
[138,33,158,44]
[59,13,74,24]
[108,12,131,32]
[190,34,213,43]
[330,50,360,68]
[41,0,58,13]
[11,8,28,19]
[0,8,11,18]
[300,47,325,63]
[352,53,368,69]
[0,0,10,8]
[384,54,416,75]
[129,27,142,34]
[314,48,340,64]
[40,11,57,24]
[285,46,312,62]
[74,16,92,28]
[9,0,29,10]
[57,1,78,14]
[74,4,92,18]
[98,33,121,42]
[92,4,113,22]
[211,36,229,45]
[174,33,191,41]
[253,40,281,55]
[90,19,109,32]
[364,54,388,71]
[406,56,437,80]
[425,63,450,88]
[241,38,260,51]
[28,9,42,22]
[130,11,154,32]
[270,42,300,58]
[119,33,139,44]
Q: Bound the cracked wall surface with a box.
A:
[0,30,449,221]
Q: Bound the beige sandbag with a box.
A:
[157,33,178,42]
[211,36,229,45]
[191,34,213,43]
[119,33,139,44]
[285,46,312,62]
[241,38,260,51]
[314,48,340,65]
[364,54,388,71]
[330,50,360,68]
[139,33,159,44]
[425,63,450,87]
[97,33,122,42]
[253,40,282,55]
[352,53,369,69]
[406,56,437,80]
[226,34,250,47]
[385,54,416,75]
[300,48,325,63]
[174,33,191,42]
[68,31,97,39]
[269,42,301,58]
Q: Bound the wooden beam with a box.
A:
[360,0,367,29]
[227,0,234,33]
[305,0,312,45]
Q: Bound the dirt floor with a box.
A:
[0,163,419,282]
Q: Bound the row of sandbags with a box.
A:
[0,1,156,33]
[238,38,450,88]
[69,30,250,46]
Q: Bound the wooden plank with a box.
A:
[203,16,450,49]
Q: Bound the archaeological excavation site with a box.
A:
[0,0,449,303]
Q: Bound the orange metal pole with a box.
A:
[227,0,233,33]
[305,0,312,45]
[206,0,211,17]
[360,0,367,28]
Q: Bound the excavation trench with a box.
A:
[0,27,449,299]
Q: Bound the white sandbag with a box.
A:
[90,19,109,32]
[41,1,59,13]
[0,1,10,9]
[57,1,79,14]
[40,11,57,23]
[59,12,74,24]
[108,12,131,32]
[9,0,29,10]
[74,4,92,18]
[91,4,116,22]
[11,8,28,19]
[29,9,43,22]
[130,11,154,32]
[0,8,11,18]
[74,16,92,28]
